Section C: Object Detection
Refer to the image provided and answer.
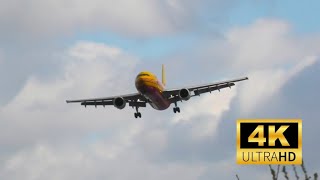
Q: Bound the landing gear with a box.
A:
[173,107,180,113]
[173,102,180,113]
[134,106,142,118]
[134,112,141,118]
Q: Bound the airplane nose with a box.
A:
[135,77,148,93]
[135,76,146,87]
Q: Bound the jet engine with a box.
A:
[113,97,126,109]
[179,88,191,101]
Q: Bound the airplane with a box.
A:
[66,65,248,118]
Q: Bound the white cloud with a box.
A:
[0,0,220,38]
[198,19,320,72]
[1,143,273,180]
[1,143,207,180]
[238,55,317,114]
[227,19,295,69]
[4,41,137,109]
[0,49,3,64]
[172,88,237,138]
[69,42,122,61]
[220,19,320,114]
[0,41,140,148]
[190,19,320,115]
[138,128,168,156]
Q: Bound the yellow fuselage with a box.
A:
[135,71,170,110]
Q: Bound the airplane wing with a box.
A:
[163,77,248,103]
[66,92,147,108]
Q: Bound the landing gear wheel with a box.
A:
[173,107,180,113]
[134,113,141,118]
[173,102,181,113]
[134,106,142,118]
[134,113,142,118]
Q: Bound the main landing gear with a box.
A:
[134,106,142,118]
[173,102,180,113]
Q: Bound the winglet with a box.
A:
[162,64,166,87]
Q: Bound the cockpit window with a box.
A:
[139,73,150,77]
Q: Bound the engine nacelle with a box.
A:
[179,88,191,101]
[113,97,126,109]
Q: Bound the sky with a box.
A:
[0,0,319,179]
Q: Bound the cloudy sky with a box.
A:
[0,0,319,179]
